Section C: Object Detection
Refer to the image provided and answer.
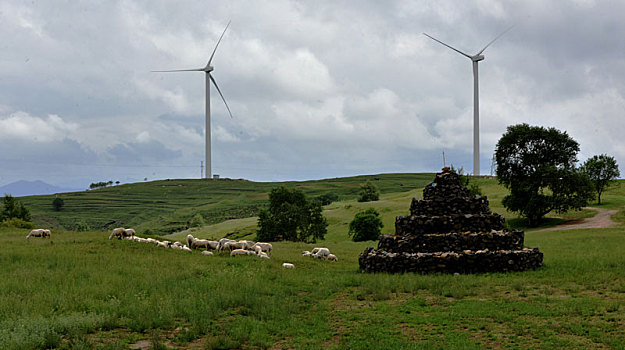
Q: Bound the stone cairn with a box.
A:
[359,168,543,274]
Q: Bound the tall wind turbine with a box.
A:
[423,27,512,176]
[153,21,233,179]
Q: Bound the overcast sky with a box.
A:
[1,0,624,188]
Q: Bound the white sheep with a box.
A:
[217,238,236,251]
[257,252,270,259]
[201,251,214,256]
[327,254,338,261]
[239,240,256,250]
[312,247,331,259]
[26,229,45,239]
[252,242,273,256]
[181,245,192,252]
[170,242,183,250]
[41,229,51,238]
[223,241,246,252]
[282,263,295,269]
[302,250,313,257]
[124,228,136,237]
[109,227,126,240]
[230,248,252,256]
[155,240,170,248]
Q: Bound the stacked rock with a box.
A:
[359,168,543,274]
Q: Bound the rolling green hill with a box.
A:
[20,173,435,235]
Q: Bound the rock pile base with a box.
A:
[359,169,543,274]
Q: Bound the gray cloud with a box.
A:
[1,0,624,187]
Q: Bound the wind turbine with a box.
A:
[423,26,512,176]
[153,21,233,179]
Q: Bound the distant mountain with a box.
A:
[0,180,81,197]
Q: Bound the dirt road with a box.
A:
[533,207,619,232]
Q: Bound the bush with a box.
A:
[1,194,31,222]
[358,181,379,202]
[1,217,35,229]
[348,208,384,242]
[315,192,339,206]
[190,213,205,227]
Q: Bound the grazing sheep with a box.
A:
[257,252,270,259]
[191,238,215,250]
[282,263,295,269]
[41,229,51,238]
[239,240,256,250]
[327,254,338,261]
[201,251,214,256]
[170,242,183,250]
[186,234,195,248]
[124,228,136,237]
[230,248,252,256]
[109,227,126,240]
[155,240,170,248]
[145,238,157,243]
[181,245,192,252]
[301,250,313,257]
[223,241,246,252]
[252,242,273,256]
[26,229,45,239]
[312,248,331,259]
[217,238,236,251]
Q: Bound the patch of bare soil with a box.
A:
[533,207,618,232]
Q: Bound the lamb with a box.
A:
[181,245,192,252]
[109,227,126,240]
[252,242,273,256]
[257,252,270,259]
[230,248,252,256]
[26,229,45,239]
[282,263,295,269]
[327,254,338,261]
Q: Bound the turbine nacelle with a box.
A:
[471,54,485,62]
[203,65,214,72]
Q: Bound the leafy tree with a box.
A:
[1,194,31,222]
[52,197,65,211]
[581,154,620,205]
[348,208,384,242]
[495,124,594,227]
[358,181,379,202]
[256,186,328,242]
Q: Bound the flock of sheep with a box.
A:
[26,226,338,267]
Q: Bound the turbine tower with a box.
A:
[423,27,512,176]
[153,21,233,179]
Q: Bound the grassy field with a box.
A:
[3,174,624,349]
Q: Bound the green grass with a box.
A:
[4,174,625,348]
[1,226,624,349]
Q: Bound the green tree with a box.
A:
[1,194,31,222]
[190,213,205,227]
[581,154,620,205]
[256,186,328,242]
[52,197,65,211]
[348,208,384,242]
[495,124,594,227]
[358,180,379,202]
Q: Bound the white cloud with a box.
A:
[0,112,78,142]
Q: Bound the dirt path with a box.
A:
[533,207,619,232]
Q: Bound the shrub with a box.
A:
[190,213,205,227]
[358,181,379,202]
[348,208,384,242]
[1,217,35,229]
[315,192,339,206]
[52,197,65,211]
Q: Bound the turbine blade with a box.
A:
[209,74,233,118]
[423,33,472,59]
[207,20,231,67]
[151,68,205,72]
[477,25,514,55]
